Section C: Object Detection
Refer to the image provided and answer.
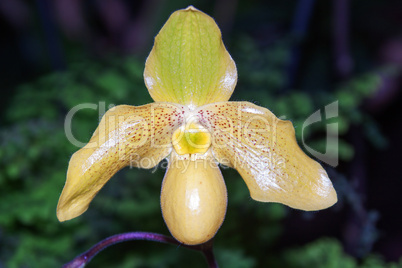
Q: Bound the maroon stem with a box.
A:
[202,247,219,268]
[62,232,218,268]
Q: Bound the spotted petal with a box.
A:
[57,103,185,221]
[197,101,337,211]
[144,6,237,107]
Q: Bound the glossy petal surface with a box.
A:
[160,152,227,245]
[144,6,237,107]
[57,103,185,221]
[197,101,337,211]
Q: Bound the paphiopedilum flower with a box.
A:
[57,6,337,245]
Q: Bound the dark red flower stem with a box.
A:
[202,245,218,268]
[62,232,218,268]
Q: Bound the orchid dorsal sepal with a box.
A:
[144,6,237,107]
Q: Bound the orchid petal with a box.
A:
[197,102,337,211]
[160,152,227,245]
[144,6,237,107]
[57,103,185,221]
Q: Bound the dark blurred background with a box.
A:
[1,0,402,267]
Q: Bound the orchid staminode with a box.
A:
[57,6,337,245]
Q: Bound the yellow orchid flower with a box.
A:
[57,6,337,245]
